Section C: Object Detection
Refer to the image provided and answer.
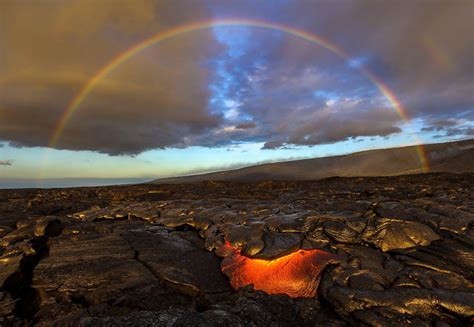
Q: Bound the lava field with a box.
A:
[0,173,473,326]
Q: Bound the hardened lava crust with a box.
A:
[0,173,473,326]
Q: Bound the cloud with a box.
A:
[262,140,285,150]
[259,104,402,149]
[0,160,13,166]
[287,111,402,146]
[206,30,405,148]
[0,0,225,155]
[421,117,474,139]
[211,0,474,121]
[421,118,459,132]
[0,0,472,155]
[235,121,256,129]
[433,127,474,139]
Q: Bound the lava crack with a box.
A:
[218,241,337,298]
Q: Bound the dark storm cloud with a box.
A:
[0,53,222,155]
[235,122,256,130]
[0,0,472,155]
[0,0,225,155]
[261,105,402,150]
[421,119,459,132]
[262,140,285,150]
[433,127,474,139]
[422,118,474,139]
[287,109,402,146]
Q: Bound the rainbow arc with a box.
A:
[47,18,430,173]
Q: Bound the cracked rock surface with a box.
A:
[0,173,473,325]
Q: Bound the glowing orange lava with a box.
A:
[219,241,336,298]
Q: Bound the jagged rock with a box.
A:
[203,225,224,251]
[264,213,307,232]
[362,218,440,251]
[127,203,161,223]
[0,224,35,247]
[0,254,23,288]
[334,244,401,288]
[320,283,474,324]
[220,222,265,256]
[393,239,474,282]
[32,230,194,324]
[34,217,63,237]
[304,227,332,248]
[122,228,230,295]
[72,207,127,221]
[0,226,13,239]
[0,291,15,315]
[189,216,213,231]
[79,309,244,327]
[322,220,360,244]
[399,266,473,290]
[392,275,421,288]
[253,231,303,259]
[348,272,385,291]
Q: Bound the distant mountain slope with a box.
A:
[151,139,474,183]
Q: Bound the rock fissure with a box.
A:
[1,218,63,323]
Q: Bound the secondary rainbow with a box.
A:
[48,18,430,172]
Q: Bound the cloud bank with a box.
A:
[0,0,472,155]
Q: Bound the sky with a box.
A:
[0,0,473,186]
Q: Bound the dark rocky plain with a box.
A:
[0,173,473,326]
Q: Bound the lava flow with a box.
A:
[218,241,337,298]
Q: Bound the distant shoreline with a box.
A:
[0,178,153,190]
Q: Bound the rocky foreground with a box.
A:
[1,173,473,326]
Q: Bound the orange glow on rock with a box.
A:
[219,241,336,298]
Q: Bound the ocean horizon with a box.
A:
[0,178,153,189]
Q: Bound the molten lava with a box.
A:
[219,241,336,298]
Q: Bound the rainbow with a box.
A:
[422,37,452,72]
[48,18,430,172]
